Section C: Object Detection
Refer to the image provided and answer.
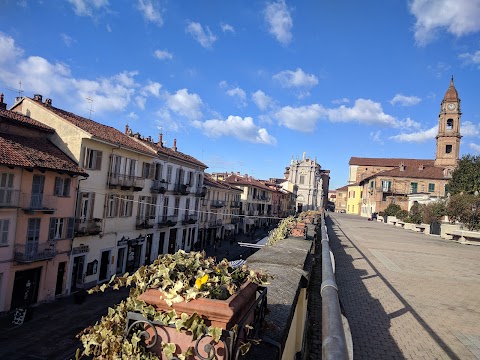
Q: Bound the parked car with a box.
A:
[339,209,346,213]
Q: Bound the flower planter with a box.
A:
[291,222,307,238]
[133,281,260,359]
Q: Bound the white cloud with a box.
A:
[399,117,422,130]
[273,68,318,88]
[0,33,148,115]
[137,0,164,27]
[67,0,109,17]
[370,130,383,145]
[459,50,480,66]
[275,104,324,132]
[252,90,274,111]
[427,62,451,78]
[324,99,398,126]
[264,0,293,45]
[199,115,277,145]
[128,112,139,120]
[154,49,173,60]
[135,96,146,110]
[331,98,350,104]
[389,126,438,143]
[390,94,421,106]
[221,23,235,33]
[61,33,76,47]
[226,87,247,107]
[185,21,217,49]
[462,121,480,137]
[470,143,480,153]
[409,0,480,46]
[106,24,112,32]
[141,81,162,97]
[166,88,203,120]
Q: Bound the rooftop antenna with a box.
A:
[86,97,94,119]
[17,81,23,97]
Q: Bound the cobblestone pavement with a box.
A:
[328,212,480,360]
[0,229,268,360]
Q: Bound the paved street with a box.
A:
[328,212,480,360]
[0,229,268,360]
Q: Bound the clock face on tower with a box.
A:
[447,103,456,110]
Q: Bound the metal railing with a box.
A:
[320,213,349,359]
[109,173,145,189]
[14,242,57,263]
[158,215,178,227]
[75,218,102,236]
[151,180,168,193]
[20,193,56,212]
[211,200,225,208]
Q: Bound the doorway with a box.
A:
[55,262,66,295]
[11,268,41,309]
[71,255,85,292]
[145,234,153,265]
[99,250,110,281]
[168,229,177,254]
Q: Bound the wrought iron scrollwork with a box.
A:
[126,319,159,349]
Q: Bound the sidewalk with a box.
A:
[0,228,271,359]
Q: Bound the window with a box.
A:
[106,194,118,217]
[186,171,193,186]
[124,158,137,176]
[411,182,418,194]
[79,192,95,220]
[299,175,305,185]
[119,195,134,217]
[185,198,190,218]
[382,180,391,192]
[142,162,153,179]
[0,173,14,206]
[110,155,122,175]
[428,183,435,192]
[162,197,169,219]
[446,119,453,130]
[84,148,102,170]
[175,168,185,185]
[54,177,71,197]
[49,218,75,240]
[155,163,163,180]
[166,165,173,183]
[174,197,180,216]
[0,219,9,245]
[446,145,453,154]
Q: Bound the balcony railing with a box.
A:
[20,193,56,213]
[173,184,189,195]
[75,218,102,236]
[194,186,207,197]
[208,219,223,227]
[231,217,240,224]
[151,180,167,194]
[14,242,57,263]
[182,214,198,225]
[0,189,20,208]
[230,200,241,208]
[158,215,178,227]
[136,216,155,229]
[109,173,145,190]
[211,200,225,208]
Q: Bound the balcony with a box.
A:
[231,217,240,224]
[208,219,223,228]
[158,215,178,228]
[173,184,189,195]
[75,218,102,237]
[151,180,167,194]
[136,216,155,229]
[211,200,225,208]
[182,214,198,225]
[14,242,57,263]
[21,193,56,214]
[230,200,241,208]
[109,173,145,191]
[0,189,20,208]
[194,186,207,197]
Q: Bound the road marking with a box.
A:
[369,249,403,273]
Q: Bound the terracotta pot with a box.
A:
[136,281,258,359]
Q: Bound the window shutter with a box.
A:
[95,151,102,170]
[0,219,9,244]
[66,217,75,238]
[65,178,71,196]
[89,193,96,219]
[49,218,56,240]
[54,178,61,196]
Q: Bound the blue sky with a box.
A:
[1,0,480,190]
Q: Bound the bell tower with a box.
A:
[434,76,461,168]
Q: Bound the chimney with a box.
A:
[148,136,152,142]
[399,162,405,171]
[237,172,240,176]
[45,98,52,106]
[0,93,6,110]
[418,164,424,170]
[133,132,140,139]
[125,124,129,135]
[33,94,43,102]
[172,138,177,151]
[158,133,163,147]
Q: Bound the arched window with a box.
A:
[446,119,454,130]
[446,145,452,154]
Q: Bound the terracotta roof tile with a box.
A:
[223,174,272,191]
[336,185,349,191]
[363,166,447,181]
[0,133,88,175]
[0,108,54,132]
[138,140,207,168]
[349,157,434,167]
[35,102,156,155]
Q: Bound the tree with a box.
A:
[446,193,480,230]
[447,154,480,195]
[384,203,401,216]
[408,202,423,224]
[422,200,446,224]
